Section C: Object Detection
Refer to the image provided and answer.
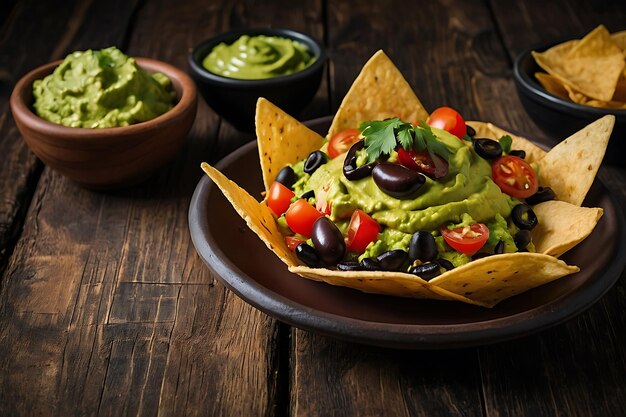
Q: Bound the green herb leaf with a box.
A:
[418,122,452,161]
[396,126,413,150]
[499,135,512,154]
[359,118,403,163]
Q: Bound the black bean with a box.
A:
[466,124,476,138]
[375,250,408,271]
[295,243,320,267]
[526,186,556,205]
[303,150,328,174]
[473,138,503,159]
[311,217,346,264]
[360,257,381,271]
[494,240,505,255]
[300,189,315,200]
[514,229,531,250]
[408,231,438,261]
[437,258,455,271]
[275,166,297,188]
[337,261,361,271]
[372,162,426,199]
[511,204,538,230]
[343,139,377,180]
[409,262,441,280]
[509,149,526,159]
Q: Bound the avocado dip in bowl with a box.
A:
[188,28,326,133]
[10,47,197,189]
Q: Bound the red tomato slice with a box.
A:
[285,199,323,237]
[285,236,305,251]
[441,223,490,255]
[397,148,448,179]
[328,128,360,159]
[345,209,380,253]
[267,181,295,217]
[426,106,467,139]
[492,155,539,199]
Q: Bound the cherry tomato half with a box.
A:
[492,155,539,199]
[345,209,380,253]
[267,181,295,217]
[397,148,449,179]
[426,107,467,139]
[328,128,360,159]
[285,199,323,237]
[285,236,305,251]
[441,223,490,255]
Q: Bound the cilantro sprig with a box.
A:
[358,118,452,163]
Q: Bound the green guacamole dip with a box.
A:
[202,35,315,79]
[288,127,523,267]
[33,47,176,128]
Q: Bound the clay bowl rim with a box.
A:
[10,57,198,142]
[188,27,327,88]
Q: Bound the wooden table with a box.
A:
[1,0,625,415]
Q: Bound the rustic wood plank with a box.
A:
[480,1,626,416]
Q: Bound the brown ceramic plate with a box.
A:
[189,116,626,349]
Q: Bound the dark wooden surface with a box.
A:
[1,0,625,416]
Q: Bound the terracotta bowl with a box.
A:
[10,58,198,189]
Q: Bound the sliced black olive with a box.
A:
[511,204,538,230]
[509,149,526,159]
[337,261,361,271]
[514,229,531,250]
[311,217,346,264]
[295,243,320,267]
[275,166,297,188]
[343,139,377,180]
[409,262,441,280]
[360,257,381,271]
[304,150,328,174]
[408,231,438,262]
[372,163,426,199]
[375,250,408,271]
[466,124,476,138]
[494,240,505,255]
[437,258,455,271]
[526,186,556,205]
[473,138,503,159]
[472,252,492,260]
[300,189,315,200]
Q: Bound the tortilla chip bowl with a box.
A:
[10,58,197,189]
[513,39,626,166]
[188,28,326,133]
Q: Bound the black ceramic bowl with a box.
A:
[188,28,326,133]
[513,41,626,166]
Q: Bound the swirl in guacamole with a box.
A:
[202,35,315,79]
[33,47,176,128]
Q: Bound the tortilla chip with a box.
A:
[538,115,614,206]
[535,72,570,100]
[531,201,603,257]
[256,98,325,193]
[328,50,429,137]
[533,26,625,102]
[428,253,579,308]
[466,121,546,164]
[201,162,299,267]
[611,30,626,52]
[289,265,485,306]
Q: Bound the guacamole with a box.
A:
[202,35,315,79]
[33,47,176,128]
[269,116,542,275]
